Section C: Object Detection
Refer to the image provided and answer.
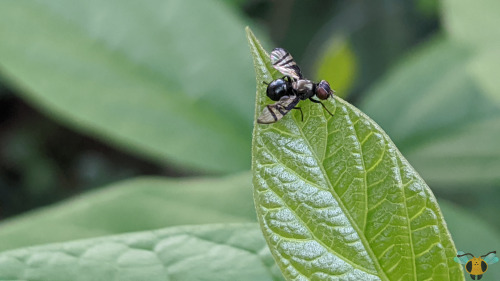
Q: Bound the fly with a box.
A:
[258,48,335,124]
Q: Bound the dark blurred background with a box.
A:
[0,0,440,220]
[1,0,500,253]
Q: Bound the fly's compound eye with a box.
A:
[266,79,289,101]
[316,80,334,100]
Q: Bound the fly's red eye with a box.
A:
[317,87,329,100]
[316,80,332,100]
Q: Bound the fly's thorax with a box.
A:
[292,79,315,99]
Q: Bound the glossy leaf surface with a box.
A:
[247,27,463,281]
[0,224,284,281]
[0,0,254,173]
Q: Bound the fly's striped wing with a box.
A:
[257,95,300,124]
[270,48,303,80]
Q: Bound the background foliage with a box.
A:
[0,0,498,280]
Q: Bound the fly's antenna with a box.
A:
[457,253,475,258]
[481,251,496,258]
[262,81,269,85]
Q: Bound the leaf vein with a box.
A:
[409,207,428,221]
[365,147,386,173]
[262,177,378,275]
[360,131,374,145]
[367,176,388,188]
[415,242,440,258]
[400,161,419,281]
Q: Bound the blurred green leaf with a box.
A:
[440,200,500,256]
[0,223,285,281]
[221,0,247,8]
[440,200,500,280]
[416,0,439,18]
[468,48,500,104]
[314,36,357,99]
[360,38,500,186]
[0,172,255,252]
[247,27,463,281]
[0,0,255,173]
[442,0,500,47]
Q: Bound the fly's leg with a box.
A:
[309,97,334,117]
[293,107,303,122]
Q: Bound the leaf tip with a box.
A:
[245,26,257,46]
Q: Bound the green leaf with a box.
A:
[360,38,500,186]
[0,173,256,252]
[0,223,284,281]
[0,0,255,173]
[468,48,500,104]
[247,27,463,281]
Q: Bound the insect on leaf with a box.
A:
[246,27,464,281]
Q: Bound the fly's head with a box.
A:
[316,80,335,100]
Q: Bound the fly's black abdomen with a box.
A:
[266,79,292,101]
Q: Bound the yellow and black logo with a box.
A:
[454,251,498,280]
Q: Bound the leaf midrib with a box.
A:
[249,29,390,279]
[291,97,390,281]
[253,38,386,278]
[258,142,378,277]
